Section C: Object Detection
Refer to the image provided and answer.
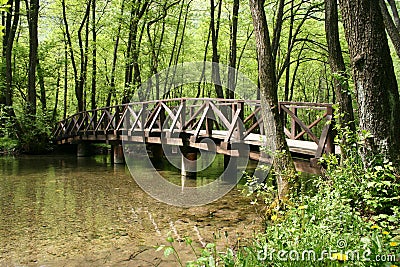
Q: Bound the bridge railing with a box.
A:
[52,98,334,158]
[279,102,334,157]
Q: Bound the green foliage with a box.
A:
[157,123,400,266]
[18,112,52,154]
[322,119,400,217]
[0,105,53,154]
[0,105,18,153]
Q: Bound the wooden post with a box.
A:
[223,153,237,183]
[112,144,125,164]
[325,106,335,154]
[150,144,164,159]
[181,150,197,179]
[290,106,297,139]
[77,143,91,157]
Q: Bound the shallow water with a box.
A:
[0,154,262,266]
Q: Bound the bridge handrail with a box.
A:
[52,98,334,158]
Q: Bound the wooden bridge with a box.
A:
[52,98,336,173]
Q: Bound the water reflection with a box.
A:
[0,155,261,266]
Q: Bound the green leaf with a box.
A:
[206,243,216,249]
[164,247,174,257]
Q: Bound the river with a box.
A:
[0,154,263,266]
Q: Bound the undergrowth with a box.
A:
[157,119,400,266]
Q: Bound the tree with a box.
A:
[210,0,223,99]
[26,0,39,117]
[123,0,150,103]
[379,0,400,59]
[226,0,239,99]
[338,0,400,170]
[91,0,96,110]
[325,0,355,130]
[2,0,20,118]
[249,0,296,199]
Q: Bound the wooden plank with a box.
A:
[315,120,332,158]
[243,107,261,124]
[183,102,207,130]
[224,108,241,142]
[168,103,184,135]
[209,101,231,129]
[192,105,210,140]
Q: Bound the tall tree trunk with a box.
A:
[63,35,68,120]
[387,0,400,30]
[146,1,180,100]
[3,0,20,117]
[91,0,96,110]
[106,0,124,107]
[284,0,294,101]
[123,1,149,103]
[338,0,400,170]
[196,26,211,99]
[169,0,190,99]
[52,65,61,121]
[37,59,46,113]
[249,0,296,199]
[163,0,184,99]
[26,0,39,117]
[226,0,239,99]
[61,0,79,112]
[325,0,355,130]
[379,0,400,59]
[210,0,223,98]
[78,1,91,111]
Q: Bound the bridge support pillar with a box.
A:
[112,144,125,164]
[181,151,197,179]
[223,155,237,183]
[77,143,91,157]
[150,144,164,159]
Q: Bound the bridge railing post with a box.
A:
[179,99,186,131]
[115,106,120,136]
[290,106,297,139]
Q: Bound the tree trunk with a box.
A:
[52,65,61,121]
[123,1,149,103]
[62,0,79,113]
[379,0,400,59]
[3,0,20,117]
[163,0,184,99]
[249,0,296,199]
[106,0,124,107]
[284,0,294,101]
[77,1,91,111]
[325,0,355,130]
[387,0,400,30]
[37,59,46,113]
[226,0,239,99]
[338,0,400,170]
[146,1,180,100]
[91,0,96,110]
[197,26,211,99]
[26,0,39,117]
[210,0,224,99]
